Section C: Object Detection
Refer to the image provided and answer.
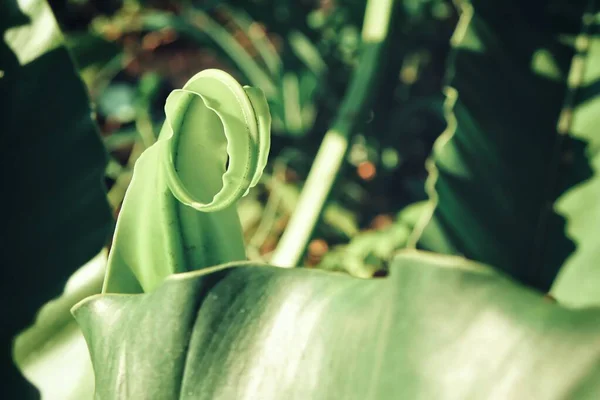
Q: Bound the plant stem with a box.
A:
[270,0,396,268]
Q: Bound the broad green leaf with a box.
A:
[14,252,106,400]
[551,14,600,307]
[409,0,593,291]
[102,69,271,294]
[74,251,600,399]
[1,0,112,397]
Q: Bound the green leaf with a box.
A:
[14,252,106,400]
[65,33,121,71]
[74,251,600,399]
[102,69,271,294]
[551,13,600,307]
[409,0,594,291]
[1,0,112,397]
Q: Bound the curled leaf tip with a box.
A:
[102,69,271,294]
[162,69,271,212]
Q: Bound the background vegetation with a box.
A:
[3,0,600,398]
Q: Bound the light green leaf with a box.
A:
[1,0,112,397]
[102,69,271,294]
[409,0,594,291]
[14,252,107,400]
[552,13,600,307]
[74,251,600,399]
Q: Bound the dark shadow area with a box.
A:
[1,1,113,398]
[415,0,595,291]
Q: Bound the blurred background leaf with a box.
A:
[14,252,106,400]
[409,0,596,291]
[0,0,112,397]
[551,9,600,307]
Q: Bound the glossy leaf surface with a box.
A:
[75,251,600,399]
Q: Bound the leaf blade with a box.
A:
[552,8,600,307]
[410,0,593,290]
[74,253,600,399]
[1,0,112,397]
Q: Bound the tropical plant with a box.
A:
[5,0,600,399]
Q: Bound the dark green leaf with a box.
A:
[65,33,120,71]
[1,0,112,397]
[74,252,600,399]
[14,253,106,400]
[411,0,594,291]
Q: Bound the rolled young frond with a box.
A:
[102,69,271,294]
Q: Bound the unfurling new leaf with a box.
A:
[103,69,271,294]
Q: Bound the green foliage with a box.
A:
[74,252,600,399]
[270,0,397,267]
[410,0,594,291]
[552,14,600,307]
[317,202,426,277]
[14,253,106,400]
[103,69,271,294]
[1,0,112,397]
[7,0,600,398]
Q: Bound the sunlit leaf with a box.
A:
[74,251,600,399]
[552,12,600,307]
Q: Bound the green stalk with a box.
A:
[270,0,396,267]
